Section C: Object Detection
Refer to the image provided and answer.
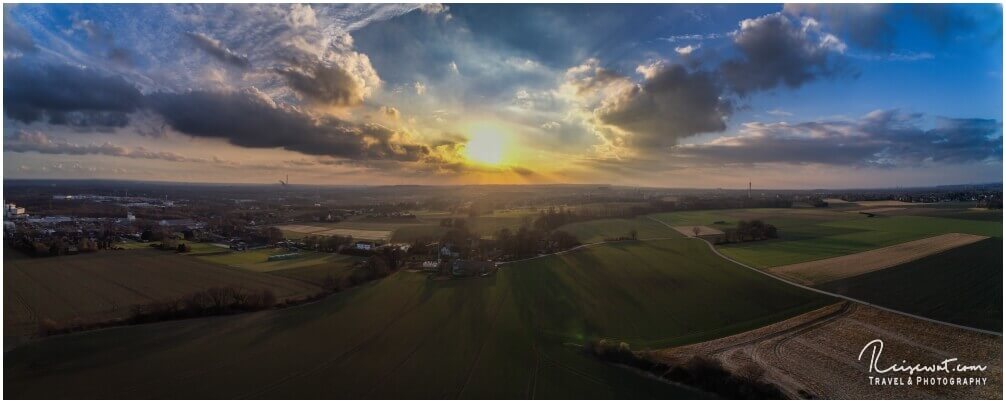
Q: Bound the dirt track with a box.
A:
[652,302,1002,399]
[850,207,906,214]
[670,225,724,237]
[767,233,988,285]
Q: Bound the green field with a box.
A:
[820,237,1003,332]
[4,238,830,398]
[190,248,364,285]
[650,209,1002,268]
[3,249,322,346]
[558,217,681,243]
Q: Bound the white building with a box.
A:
[4,202,26,219]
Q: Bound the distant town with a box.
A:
[5,181,1000,272]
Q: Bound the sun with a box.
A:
[465,128,506,165]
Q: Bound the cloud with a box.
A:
[3,61,143,128]
[849,50,935,62]
[783,4,981,51]
[275,60,369,106]
[420,3,449,16]
[591,62,730,151]
[379,105,400,119]
[720,13,847,95]
[3,8,36,54]
[674,44,700,56]
[186,32,250,68]
[672,110,1002,167]
[563,58,629,97]
[541,121,561,131]
[146,88,433,162]
[4,131,208,163]
[659,32,725,43]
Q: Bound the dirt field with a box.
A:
[766,233,988,285]
[3,249,321,346]
[671,225,724,237]
[276,224,329,234]
[652,302,1002,399]
[277,224,393,240]
[855,200,919,207]
[314,228,391,240]
[851,207,906,214]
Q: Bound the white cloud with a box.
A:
[674,44,700,56]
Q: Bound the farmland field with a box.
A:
[3,248,322,346]
[820,237,1003,331]
[654,302,1002,399]
[557,217,680,243]
[189,248,365,285]
[282,210,538,243]
[651,209,1001,268]
[766,233,988,285]
[4,238,831,398]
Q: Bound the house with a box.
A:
[355,241,375,251]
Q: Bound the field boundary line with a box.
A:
[496,237,680,266]
[646,216,1003,337]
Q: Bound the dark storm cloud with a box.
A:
[275,61,365,106]
[3,8,36,53]
[3,61,143,128]
[185,32,251,68]
[784,4,983,51]
[672,110,1002,166]
[720,13,847,95]
[595,63,730,147]
[146,88,431,161]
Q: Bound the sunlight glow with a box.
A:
[465,127,507,165]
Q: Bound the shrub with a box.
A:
[584,338,787,399]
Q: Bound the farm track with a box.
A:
[526,342,540,399]
[704,301,853,356]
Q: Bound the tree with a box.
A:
[765,224,779,239]
[629,229,638,240]
[692,227,701,237]
[266,227,284,244]
[548,230,580,250]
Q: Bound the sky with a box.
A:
[3,3,1003,189]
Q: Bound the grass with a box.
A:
[268,255,365,286]
[4,238,830,399]
[190,248,363,277]
[557,217,681,243]
[650,209,1002,268]
[3,249,321,344]
[820,237,1003,332]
